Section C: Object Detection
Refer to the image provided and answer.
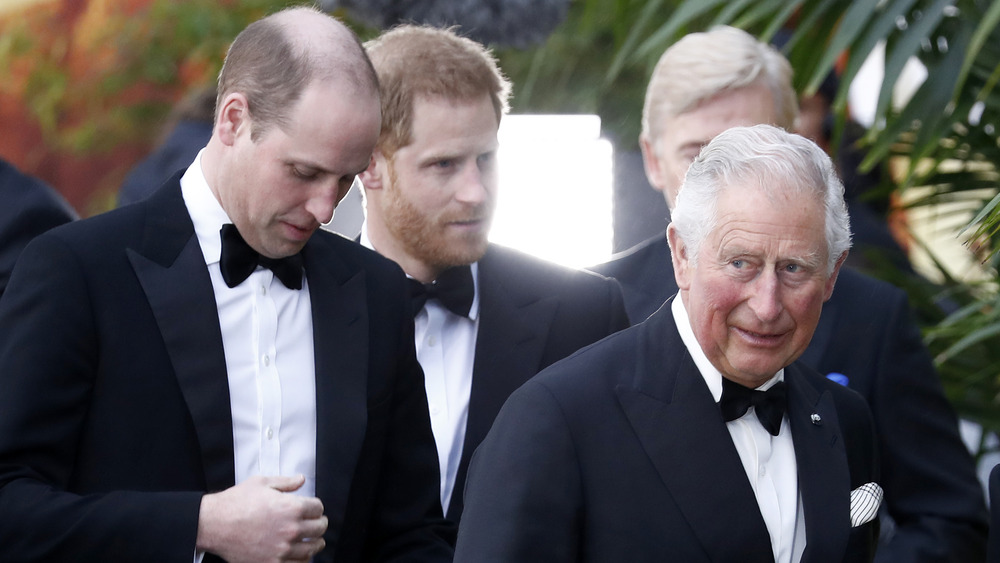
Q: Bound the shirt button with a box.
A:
[260,285,267,296]
[263,355,270,366]
[759,466,767,478]
[430,405,440,415]
[266,427,274,440]
[427,336,437,347]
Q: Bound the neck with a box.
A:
[200,139,228,213]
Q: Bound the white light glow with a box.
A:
[491,114,614,268]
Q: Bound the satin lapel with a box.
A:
[463,251,558,466]
[799,304,837,369]
[786,364,850,563]
[626,235,677,322]
[127,179,235,492]
[450,250,559,519]
[302,239,369,538]
[616,310,773,561]
[645,234,679,305]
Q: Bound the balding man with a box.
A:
[0,7,452,562]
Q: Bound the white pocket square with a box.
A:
[849,482,883,527]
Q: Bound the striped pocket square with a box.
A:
[849,482,883,527]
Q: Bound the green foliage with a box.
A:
[493,0,675,147]
[0,0,299,153]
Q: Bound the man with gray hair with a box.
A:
[591,26,986,561]
[457,125,879,562]
[0,7,452,562]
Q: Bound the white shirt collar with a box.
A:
[670,295,784,402]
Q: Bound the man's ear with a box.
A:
[216,92,251,146]
[639,133,666,194]
[359,149,387,191]
[823,251,849,301]
[667,224,693,291]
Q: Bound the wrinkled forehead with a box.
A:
[710,182,827,246]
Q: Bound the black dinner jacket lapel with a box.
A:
[633,234,678,318]
[798,308,837,370]
[301,233,372,543]
[786,363,852,563]
[127,176,236,493]
[451,245,560,520]
[616,303,775,561]
[127,180,377,525]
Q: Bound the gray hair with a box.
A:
[671,124,851,274]
[642,26,797,145]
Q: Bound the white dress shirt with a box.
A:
[361,223,479,515]
[181,152,318,500]
[672,296,806,563]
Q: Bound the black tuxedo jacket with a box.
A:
[446,244,629,523]
[591,234,987,561]
[0,178,452,562]
[456,302,879,562]
[0,158,76,297]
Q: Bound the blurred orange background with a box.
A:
[0,0,284,215]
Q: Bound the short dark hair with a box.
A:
[365,25,511,158]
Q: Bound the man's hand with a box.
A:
[196,475,328,563]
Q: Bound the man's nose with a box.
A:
[747,270,782,322]
[305,183,338,225]
[454,163,491,205]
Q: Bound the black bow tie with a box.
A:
[408,265,474,318]
[719,378,787,436]
[219,224,303,290]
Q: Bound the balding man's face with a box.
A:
[641,82,780,209]
[219,80,380,258]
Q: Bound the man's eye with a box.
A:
[434,159,454,169]
[292,167,317,180]
[785,263,800,273]
[731,259,745,269]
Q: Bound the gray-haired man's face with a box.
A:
[641,82,780,209]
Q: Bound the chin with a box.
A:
[731,360,785,382]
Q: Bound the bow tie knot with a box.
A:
[408,265,474,318]
[719,378,787,436]
[219,224,303,290]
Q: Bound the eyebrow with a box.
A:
[288,158,369,178]
[678,140,707,153]
[719,247,825,268]
[420,139,500,161]
[784,252,825,269]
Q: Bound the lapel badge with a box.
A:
[810,413,823,426]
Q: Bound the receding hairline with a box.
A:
[218,5,379,102]
[268,6,378,95]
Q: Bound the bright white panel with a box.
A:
[491,114,614,268]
